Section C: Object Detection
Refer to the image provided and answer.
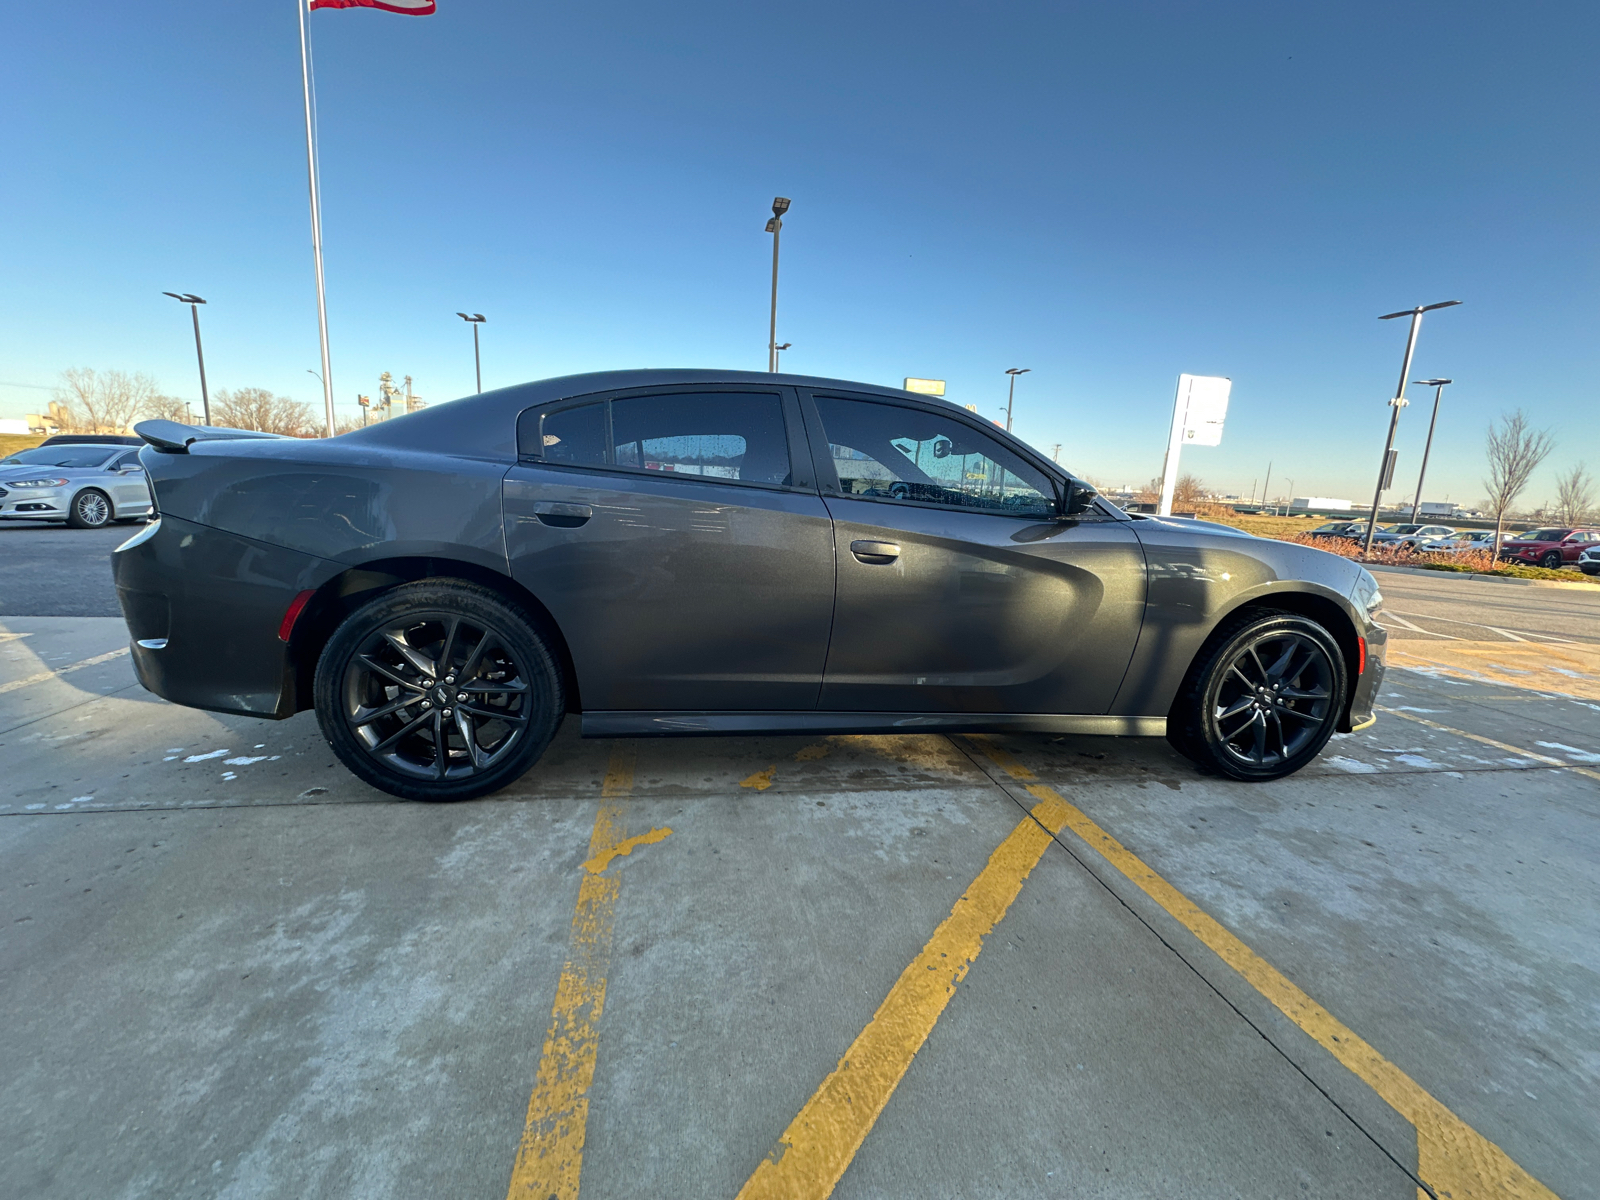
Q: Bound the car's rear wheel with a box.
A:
[66,489,112,529]
[1168,611,1348,782]
[1539,551,1563,569]
[314,579,564,801]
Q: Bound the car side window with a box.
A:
[537,402,608,467]
[610,392,791,486]
[111,451,141,470]
[812,395,1056,518]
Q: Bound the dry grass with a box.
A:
[0,433,46,458]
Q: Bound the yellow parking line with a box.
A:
[505,746,637,1200]
[1379,705,1600,783]
[736,791,1067,1200]
[0,646,130,695]
[970,737,1560,1200]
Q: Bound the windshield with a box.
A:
[1517,529,1568,541]
[0,446,118,469]
[1388,525,1423,534]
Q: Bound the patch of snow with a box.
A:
[1323,756,1379,774]
[221,771,237,781]
[1535,741,1600,763]
[183,749,230,762]
[223,756,270,766]
[1392,753,1444,769]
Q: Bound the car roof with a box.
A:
[337,369,1022,464]
[38,434,144,446]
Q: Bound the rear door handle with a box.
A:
[850,539,901,564]
[532,501,593,528]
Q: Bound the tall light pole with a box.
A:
[162,292,210,424]
[765,197,790,372]
[456,313,486,393]
[1408,378,1452,523]
[1362,301,1461,557]
[774,342,791,371]
[1004,368,1030,432]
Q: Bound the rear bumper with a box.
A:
[112,515,335,719]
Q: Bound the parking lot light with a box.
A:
[1408,379,1453,524]
[457,313,487,393]
[162,292,210,425]
[767,198,790,373]
[1004,368,1030,433]
[1362,301,1462,556]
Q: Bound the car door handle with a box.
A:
[850,539,901,564]
[532,501,593,528]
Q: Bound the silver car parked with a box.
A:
[0,444,155,528]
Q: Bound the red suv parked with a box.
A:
[1497,527,1600,569]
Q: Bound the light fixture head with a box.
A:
[775,343,791,351]
[1379,300,1462,320]
[764,217,779,233]
[772,197,790,216]
[456,312,486,323]
[164,292,205,304]
[1006,367,1031,376]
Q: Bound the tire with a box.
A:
[1539,551,1562,570]
[1167,611,1348,782]
[313,579,564,801]
[1581,566,1600,577]
[66,489,112,529]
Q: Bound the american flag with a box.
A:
[309,0,436,14]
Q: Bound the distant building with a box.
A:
[1290,497,1353,511]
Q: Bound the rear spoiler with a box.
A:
[134,419,290,453]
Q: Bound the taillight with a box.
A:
[278,589,316,642]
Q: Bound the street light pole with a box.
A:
[456,313,487,393]
[773,342,791,371]
[765,197,789,372]
[1004,368,1030,432]
[1362,301,1461,557]
[162,292,210,424]
[1408,378,1452,524]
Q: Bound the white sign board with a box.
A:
[1179,374,1230,446]
[1158,373,1232,516]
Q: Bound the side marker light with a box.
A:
[278,589,316,643]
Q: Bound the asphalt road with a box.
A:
[1372,567,1600,645]
[3,548,1596,1200]
[0,520,130,617]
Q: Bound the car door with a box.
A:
[106,451,149,514]
[503,385,836,712]
[801,390,1146,715]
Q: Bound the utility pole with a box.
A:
[162,293,210,424]
[1408,378,1452,523]
[1004,368,1029,432]
[1362,301,1461,556]
[765,197,789,372]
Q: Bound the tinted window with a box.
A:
[111,451,142,469]
[539,403,607,467]
[0,446,117,469]
[813,396,1055,517]
[610,392,790,486]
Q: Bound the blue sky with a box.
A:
[2,1,1595,506]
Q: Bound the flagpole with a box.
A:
[298,0,336,438]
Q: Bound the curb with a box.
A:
[1366,563,1600,592]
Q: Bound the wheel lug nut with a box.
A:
[422,700,431,708]
[443,708,453,717]
[457,692,467,702]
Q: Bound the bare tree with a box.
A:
[1173,473,1206,509]
[1552,463,1594,526]
[1483,409,1555,549]
[143,394,191,424]
[212,387,315,437]
[53,368,159,434]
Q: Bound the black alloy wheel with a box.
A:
[67,489,112,529]
[314,580,563,801]
[1539,551,1563,569]
[1168,612,1348,782]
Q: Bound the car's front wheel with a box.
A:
[314,579,565,801]
[66,489,112,529]
[1539,551,1563,569]
[1168,611,1348,782]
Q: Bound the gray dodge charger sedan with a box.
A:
[112,370,1386,801]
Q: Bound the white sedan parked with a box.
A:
[1417,530,1498,554]
[0,444,154,528]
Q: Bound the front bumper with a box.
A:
[0,482,72,520]
[112,514,336,718]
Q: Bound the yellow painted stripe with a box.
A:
[970,737,1560,1200]
[1379,705,1600,783]
[736,795,1068,1200]
[0,646,130,695]
[583,826,671,874]
[506,746,637,1200]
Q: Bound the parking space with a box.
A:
[4,575,1596,1199]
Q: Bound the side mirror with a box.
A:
[1062,478,1098,517]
